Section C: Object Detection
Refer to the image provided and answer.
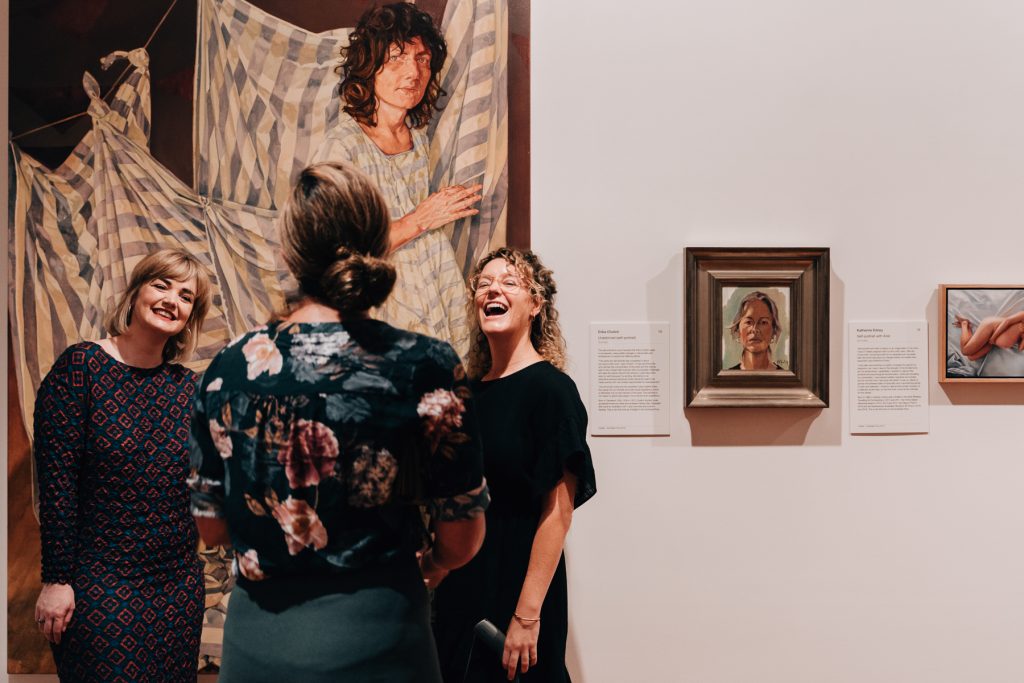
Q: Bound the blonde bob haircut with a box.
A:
[104,248,213,363]
[466,247,566,379]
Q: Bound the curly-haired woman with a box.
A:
[312,2,480,358]
[432,248,598,682]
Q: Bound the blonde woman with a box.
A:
[34,248,211,682]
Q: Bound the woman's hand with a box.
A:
[391,183,483,251]
[36,582,75,644]
[414,183,483,231]
[417,549,450,589]
[503,615,540,680]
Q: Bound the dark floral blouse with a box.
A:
[189,319,489,581]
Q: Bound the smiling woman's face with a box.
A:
[130,276,196,339]
[737,299,775,354]
[473,258,540,342]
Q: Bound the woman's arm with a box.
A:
[990,311,1024,342]
[196,518,231,547]
[503,471,578,681]
[33,350,88,644]
[389,183,483,252]
[419,515,486,588]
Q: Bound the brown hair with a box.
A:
[338,2,448,129]
[281,161,396,314]
[104,248,213,363]
[467,247,566,378]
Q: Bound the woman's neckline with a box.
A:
[346,113,417,158]
[479,359,548,383]
[89,341,165,371]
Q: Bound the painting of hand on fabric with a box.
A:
[8,0,530,674]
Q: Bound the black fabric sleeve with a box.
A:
[530,370,597,509]
[33,346,89,584]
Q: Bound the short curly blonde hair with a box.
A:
[466,247,566,379]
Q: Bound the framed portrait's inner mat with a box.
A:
[686,248,829,408]
[939,285,1024,383]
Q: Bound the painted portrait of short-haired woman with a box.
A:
[722,287,790,371]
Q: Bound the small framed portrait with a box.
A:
[686,247,829,407]
[939,285,1024,382]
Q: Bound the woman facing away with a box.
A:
[189,161,488,683]
[312,2,482,359]
[432,248,597,683]
[33,248,212,682]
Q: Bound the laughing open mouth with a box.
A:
[154,309,177,321]
[484,303,508,317]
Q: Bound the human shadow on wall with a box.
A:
[663,259,845,447]
[927,288,1024,406]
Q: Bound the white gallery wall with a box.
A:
[4,1,1024,682]
[533,1,1024,682]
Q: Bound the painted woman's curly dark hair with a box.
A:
[338,3,448,129]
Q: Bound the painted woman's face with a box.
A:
[373,37,432,113]
[737,299,775,354]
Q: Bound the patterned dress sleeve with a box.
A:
[531,371,597,509]
[33,346,89,584]
[310,131,355,166]
[188,364,226,519]
[416,341,489,521]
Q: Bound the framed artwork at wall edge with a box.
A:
[685,247,830,408]
[938,285,1024,383]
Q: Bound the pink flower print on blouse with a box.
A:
[209,420,233,459]
[242,333,283,380]
[277,419,340,489]
[417,388,466,456]
[270,496,329,555]
[236,549,267,581]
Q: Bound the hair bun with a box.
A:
[319,253,396,313]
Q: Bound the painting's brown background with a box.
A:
[7,0,529,672]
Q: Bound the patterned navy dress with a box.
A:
[34,342,203,683]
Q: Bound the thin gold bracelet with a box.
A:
[513,612,541,626]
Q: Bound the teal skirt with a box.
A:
[219,558,441,683]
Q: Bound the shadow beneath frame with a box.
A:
[938,383,1024,406]
[680,259,846,447]
[685,406,823,446]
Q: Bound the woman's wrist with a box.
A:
[421,548,451,574]
[513,612,541,627]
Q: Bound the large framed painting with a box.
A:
[939,285,1024,383]
[7,0,530,674]
[685,247,830,408]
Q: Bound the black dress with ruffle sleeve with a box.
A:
[434,361,597,683]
